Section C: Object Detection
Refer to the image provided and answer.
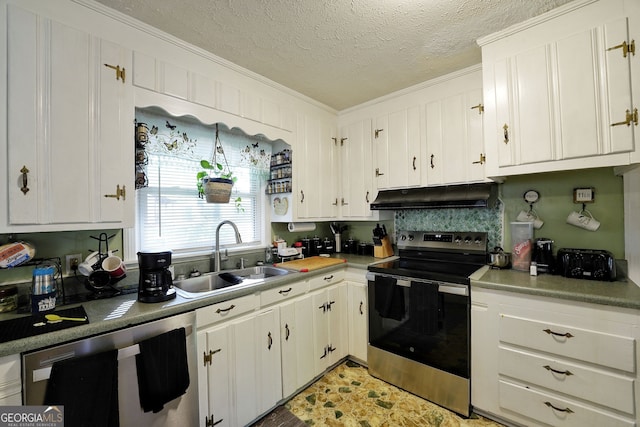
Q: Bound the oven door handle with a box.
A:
[438,284,468,296]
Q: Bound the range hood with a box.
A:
[370,183,497,210]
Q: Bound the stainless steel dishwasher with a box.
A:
[22,311,198,427]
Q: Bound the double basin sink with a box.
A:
[173,266,292,299]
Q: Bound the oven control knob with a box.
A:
[474,237,483,245]
[400,234,407,241]
[407,234,414,241]
[464,236,472,244]
[454,236,462,244]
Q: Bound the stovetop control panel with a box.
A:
[397,231,488,253]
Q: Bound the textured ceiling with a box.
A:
[94,0,573,111]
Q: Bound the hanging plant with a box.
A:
[197,124,240,205]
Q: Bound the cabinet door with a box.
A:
[280,294,315,398]
[424,85,485,185]
[347,282,368,363]
[197,326,232,427]
[374,106,420,190]
[327,283,348,365]
[4,5,132,231]
[295,114,338,219]
[231,309,281,426]
[340,119,375,218]
[312,290,330,376]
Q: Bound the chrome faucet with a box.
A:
[214,220,242,272]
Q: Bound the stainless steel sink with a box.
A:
[173,266,291,299]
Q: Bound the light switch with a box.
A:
[574,187,594,203]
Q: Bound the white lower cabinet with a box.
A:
[471,287,639,427]
[280,293,316,397]
[312,283,349,375]
[196,272,369,426]
[347,281,368,363]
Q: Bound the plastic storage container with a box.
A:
[511,222,534,271]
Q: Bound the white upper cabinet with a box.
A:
[374,106,421,190]
[479,0,639,177]
[424,70,487,185]
[2,4,133,232]
[294,113,338,220]
[339,119,377,218]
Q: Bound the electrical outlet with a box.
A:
[65,253,81,275]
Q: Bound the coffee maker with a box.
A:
[533,238,555,274]
[137,251,176,303]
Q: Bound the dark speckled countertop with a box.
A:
[0,254,385,358]
[471,265,640,310]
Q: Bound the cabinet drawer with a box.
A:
[196,294,259,327]
[499,380,634,427]
[308,270,345,291]
[261,281,309,307]
[499,347,634,414]
[499,314,635,373]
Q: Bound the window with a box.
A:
[134,108,271,256]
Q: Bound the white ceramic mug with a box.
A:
[567,210,600,231]
[516,210,544,229]
[102,255,127,279]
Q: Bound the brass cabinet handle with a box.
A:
[203,348,221,366]
[412,156,416,170]
[332,137,338,145]
[340,137,347,146]
[365,191,369,203]
[471,103,484,114]
[503,124,510,144]
[611,108,638,127]
[278,287,292,295]
[104,184,126,201]
[300,190,305,203]
[375,168,384,177]
[544,401,574,414]
[104,63,126,83]
[374,129,384,138]
[285,323,290,341]
[472,153,486,164]
[359,301,363,315]
[430,154,435,169]
[216,304,236,314]
[543,365,573,376]
[607,40,635,58]
[323,275,334,281]
[332,198,338,206]
[543,328,574,338]
[327,300,335,311]
[341,198,348,206]
[20,165,30,194]
[267,332,273,350]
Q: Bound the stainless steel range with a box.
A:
[366,230,488,417]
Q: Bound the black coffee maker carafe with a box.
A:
[137,251,176,303]
[533,238,555,274]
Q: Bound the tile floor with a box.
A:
[264,360,505,427]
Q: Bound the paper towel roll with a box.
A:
[288,222,316,232]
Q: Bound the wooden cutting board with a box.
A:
[275,256,347,272]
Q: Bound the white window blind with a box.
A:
[135,109,265,254]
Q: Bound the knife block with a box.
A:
[374,236,394,258]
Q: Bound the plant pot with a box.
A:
[203,177,233,203]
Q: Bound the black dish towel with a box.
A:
[374,275,405,321]
[136,327,190,413]
[44,349,119,427]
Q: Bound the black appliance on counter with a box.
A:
[556,248,616,281]
[366,230,488,417]
[532,238,555,274]
[137,251,176,303]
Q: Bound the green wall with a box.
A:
[500,167,624,259]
